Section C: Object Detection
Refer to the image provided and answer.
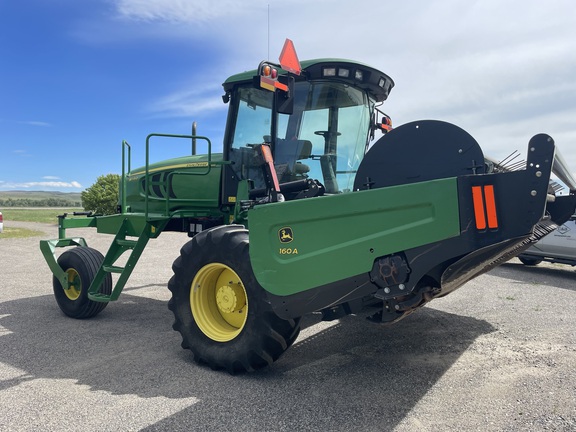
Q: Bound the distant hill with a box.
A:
[0,191,82,207]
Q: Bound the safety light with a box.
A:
[259,62,288,93]
[355,70,363,81]
[378,77,386,88]
[338,68,350,78]
[323,67,336,77]
[261,63,279,80]
[257,39,300,93]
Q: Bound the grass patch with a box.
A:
[1,208,82,224]
[1,226,45,239]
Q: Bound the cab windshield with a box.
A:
[229,81,373,194]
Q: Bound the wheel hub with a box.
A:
[64,268,81,301]
[216,284,246,314]
[190,263,249,342]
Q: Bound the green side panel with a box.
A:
[249,178,461,296]
[125,153,223,214]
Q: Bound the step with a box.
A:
[89,293,112,302]
[102,265,124,274]
[116,238,138,248]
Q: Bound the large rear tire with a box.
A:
[52,247,112,319]
[168,225,301,373]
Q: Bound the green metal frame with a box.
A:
[40,133,221,303]
[40,237,88,291]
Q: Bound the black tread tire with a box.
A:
[168,225,301,373]
[518,256,543,266]
[52,247,112,319]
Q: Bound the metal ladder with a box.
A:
[87,218,157,302]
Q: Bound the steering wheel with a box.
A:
[314,131,342,140]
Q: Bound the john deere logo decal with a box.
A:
[557,224,570,235]
[278,227,294,243]
[278,227,298,255]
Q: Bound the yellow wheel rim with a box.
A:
[64,268,81,301]
[190,263,248,342]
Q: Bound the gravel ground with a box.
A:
[0,221,574,431]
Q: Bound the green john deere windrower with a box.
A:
[40,40,576,373]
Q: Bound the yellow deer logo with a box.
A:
[278,227,294,243]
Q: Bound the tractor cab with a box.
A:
[220,40,394,205]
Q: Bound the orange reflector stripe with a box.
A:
[274,80,288,92]
[483,185,499,228]
[260,76,289,92]
[260,76,276,92]
[472,186,486,230]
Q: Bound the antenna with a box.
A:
[267,4,270,59]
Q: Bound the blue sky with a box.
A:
[1,0,576,192]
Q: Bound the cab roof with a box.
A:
[223,58,395,103]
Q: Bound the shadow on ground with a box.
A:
[495,261,576,292]
[0,288,495,431]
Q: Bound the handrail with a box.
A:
[144,133,213,220]
[121,140,131,213]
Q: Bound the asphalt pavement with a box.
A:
[0,221,574,431]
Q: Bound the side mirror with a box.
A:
[275,75,294,115]
[371,109,392,137]
[253,62,295,115]
[378,114,392,133]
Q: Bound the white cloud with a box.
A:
[147,84,226,118]
[18,120,52,127]
[107,0,576,167]
[115,0,278,23]
[0,181,83,190]
[0,119,51,127]
[12,149,33,158]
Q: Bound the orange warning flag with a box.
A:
[279,39,301,75]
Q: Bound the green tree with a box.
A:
[81,174,120,215]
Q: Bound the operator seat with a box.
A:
[274,139,313,181]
